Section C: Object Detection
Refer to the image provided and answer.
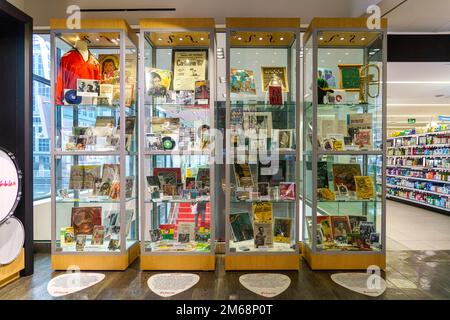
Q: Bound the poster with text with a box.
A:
[173,51,207,91]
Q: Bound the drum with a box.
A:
[0,146,22,224]
[0,217,25,265]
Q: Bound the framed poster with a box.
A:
[173,50,207,91]
[338,64,362,91]
[261,66,289,92]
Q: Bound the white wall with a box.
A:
[33,199,51,241]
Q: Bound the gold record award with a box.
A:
[173,51,207,91]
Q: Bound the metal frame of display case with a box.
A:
[224,18,301,270]
[50,19,140,270]
[302,18,387,270]
[138,18,216,270]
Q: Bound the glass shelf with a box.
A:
[56,197,137,204]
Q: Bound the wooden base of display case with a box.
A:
[51,243,140,271]
[225,254,300,271]
[0,249,25,288]
[140,254,215,271]
[302,243,386,270]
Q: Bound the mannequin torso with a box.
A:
[74,40,89,62]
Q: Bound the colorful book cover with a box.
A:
[160,224,176,240]
[98,54,120,85]
[98,164,120,196]
[151,117,180,135]
[146,133,163,150]
[64,227,75,244]
[196,167,210,188]
[71,207,102,235]
[317,161,329,189]
[75,234,86,251]
[195,80,210,101]
[230,68,256,94]
[146,67,172,97]
[354,129,373,150]
[354,176,375,200]
[252,201,273,223]
[177,222,196,243]
[154,168,182,184]
[91,225,105,245]
[330,216,352,239]
[229,212,254,242]
[254,222,273,248]
[348,215,368,232]
[332,163,362,192]
[279,182,296,201]
[273,218,292,243]
[269,85,283,105]
[233,163,254,188]
[317,216,333,241]
[69,165,101,190]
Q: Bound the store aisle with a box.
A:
[387,200,450,251]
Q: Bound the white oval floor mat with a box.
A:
[148,273,200,297]
[331,273,387,297]
[239,273,291,298]
[47,273,105,297]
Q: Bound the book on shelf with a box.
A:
[69,165,101,190]
[75,234,86,251]
[229,212,254,242]
[273,218,292,243]
[177,222,196,243]
[160,224,176,240]
[330,216,352,240]
[252,201,273,223]
[317,216,333,242]
[332,163,362,193]
[254,222,273,248]
[91,225,105,245]
[97,164,120,196]
[354,176,375,200]
[71,206,102,235]
[278,182,295,201]
[233,163,254,188]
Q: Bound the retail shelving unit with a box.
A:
[302,18,387,270]
[224,18,301,270]
[139,19,216,270]
[387,129,450,213]
[50,19,140,270]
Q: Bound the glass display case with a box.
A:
[302,18,387,270]
[139,19,216,270]
[50,19,139,270]
[224,18,300,270]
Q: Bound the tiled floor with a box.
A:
[387,200,450,250]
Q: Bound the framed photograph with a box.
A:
[279,182,296,201]
[146,133,163,150]
[173,50,207,91]
[273,129,294,150]
[254,222,273,248]
[257,182,270,200]
[243,112,273,136]
[261,66,289,92]
[332,163,362,193]
[77,79,100,97]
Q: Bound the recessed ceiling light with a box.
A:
[237,61,241,64]
[236,52,240,55]
[340,37,344,41]
[319,37,324,40]
[116,38,120,41]
[256,52,259,55]
[259,37,263,40]
[158,38,162,41]
[327,52,331,55]
[338,59,342,63]
[345,52,349,55]
[361,37,366,41]
[280,37,284,40]
[369,51,375,55]
[179,38,183,41]
[273,52,277,55]
[238,37,242,40]
[200,37,204,41]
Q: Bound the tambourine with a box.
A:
[0,146,22,224]
[0,217,25,265]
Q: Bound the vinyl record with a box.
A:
[162,136,176,150]
[0,217,24,265]
[64,89,82,105]
[0,147,22,224]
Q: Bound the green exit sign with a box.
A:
[408,118,416,124]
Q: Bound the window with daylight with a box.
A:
[33,33,51,200]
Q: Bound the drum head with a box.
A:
[0,147,21,224]
[0,217,24,265]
